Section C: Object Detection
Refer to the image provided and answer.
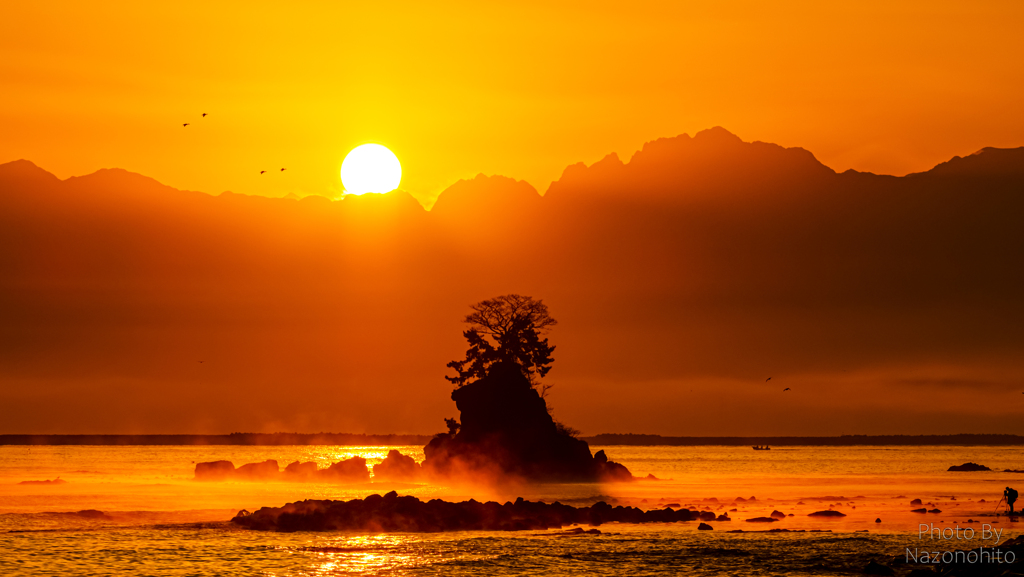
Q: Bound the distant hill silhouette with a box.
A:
[1,129,1023,435]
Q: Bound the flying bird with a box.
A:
[260,170,267,175]
[182,123,189,127]
[280,168,286,172]
[783,387,790,391]
[765,377,771,382]
[202,113,207,117]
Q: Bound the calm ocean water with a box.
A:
[1,445,1021,576]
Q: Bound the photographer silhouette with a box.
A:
[1005,486,1018,514]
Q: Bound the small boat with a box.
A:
[752,445,771,450]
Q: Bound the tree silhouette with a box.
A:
[446,294,556,388]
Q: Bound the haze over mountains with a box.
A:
[2,128,1022,436]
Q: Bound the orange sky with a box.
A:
[3,1,1023,207]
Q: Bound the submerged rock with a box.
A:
[232,493,701,532]
[698,523,713,530]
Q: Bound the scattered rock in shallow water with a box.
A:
[745,517,778,523]
[232,494,703,532]
[195,460,236,480]
[75,509,112,520]
[910,498,922,505]
[911,508,928,513]
[715,513,731,521]
[928,508,941,513]
[948,462,991,472]
[770,510,786,519]
[698,523,713,530]
[284,461,318,477]
[808,510,846,517]
[875,518,881,523]
[18,478,67,485]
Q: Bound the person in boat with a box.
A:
[1006,487,1018,514]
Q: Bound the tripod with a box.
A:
[993,496,1006,517]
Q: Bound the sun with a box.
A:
[340,144,402,195]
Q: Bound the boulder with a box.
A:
[770,510,786,519]
[910,498,922,505]
[698,523,713,530]
[284,461,319,477]
[745,517,778,522]
[372,450,421,481]
[321,457,370,482]
[195,460,235,481]
[235,460,280,480]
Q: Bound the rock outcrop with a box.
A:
[422,362,631,483]
[372,450,421,481]
[195,457,375,482]
[231,492,700,532]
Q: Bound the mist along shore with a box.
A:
[2,433,1024,446]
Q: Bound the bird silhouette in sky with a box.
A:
[202,113,208,117]
[280,168,286,172]
[783,387,791,391]
[765,377,771,382]
[182,123,189,127]
[198,361,204,364]
[260,170,267,175]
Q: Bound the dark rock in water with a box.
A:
[235,460,280,480]
[18,477,67,485]
[284,461,318,477]
[745,517,778,522]
[645,473,660,480]
[948,462,991,472]
[875,518,882,523]
[927,508,941,513]
[770,510,786,519]
[699,511,716,521]
[863,560,895,576]
[698,522,713,530]
[231,493,701,532]
[910,498,923,505]
[372,450,421,481]
[911,508,928,513]
[808,510,846,517]
[195,460,235,481]
[663,503,681,508]
[76,509,112,520]
[715,513,731,521]
[422,362,631,483]
[322,457,370,482]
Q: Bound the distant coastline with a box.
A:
[2,433,1023,446]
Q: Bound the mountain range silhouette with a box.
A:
[1,127,1022,435]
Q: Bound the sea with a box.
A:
[1,444,1021,576]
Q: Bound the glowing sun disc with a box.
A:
[340,144,402,194]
